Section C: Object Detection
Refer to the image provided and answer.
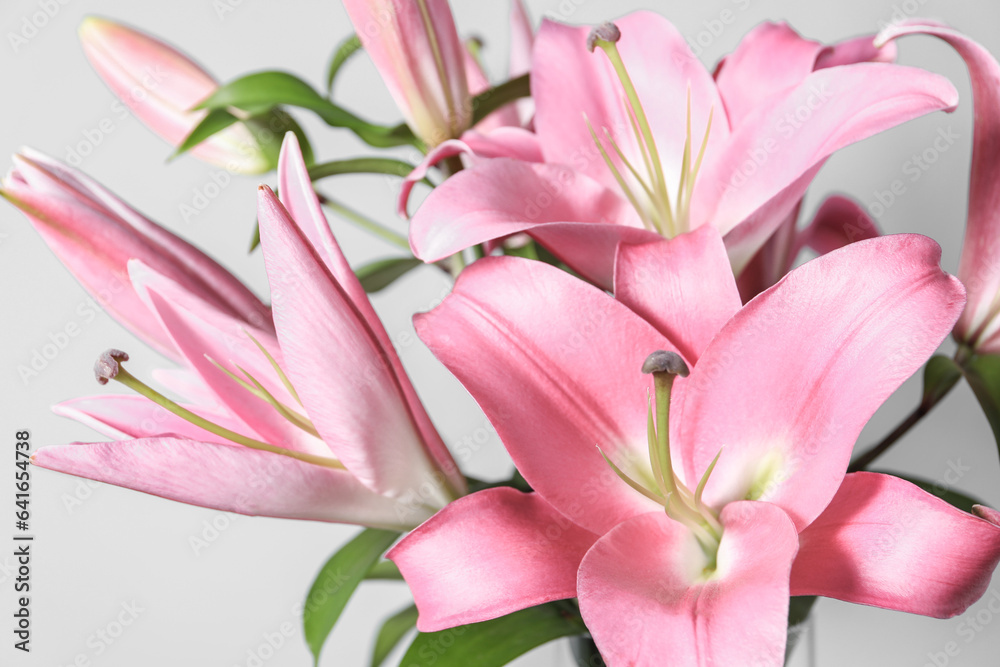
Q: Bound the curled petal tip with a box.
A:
[586,22,621,52]
[642,350,689,377]
[973,505,1000,527]
[94,349,129,385]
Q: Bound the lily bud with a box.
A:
[79,16,273,174]
[341,0,471,147]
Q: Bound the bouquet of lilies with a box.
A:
[9,2,1000,665]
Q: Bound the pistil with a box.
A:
[93,349,345,471]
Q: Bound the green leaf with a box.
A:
[309,157,417,181]
[327,33,363,94]
[873,471,985,514]
[196,70,418,148]
[923,355,963,406]
[303,529,400,664]
[963,353,1000,457]
[355,257,423,293]
[371,604,419,667]
[171,108,239,160]
[470,73,530,127]
[249,223,261,253]
[366,560,403,581]
[400,602,585,667]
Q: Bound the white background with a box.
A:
[1,0,1000,665]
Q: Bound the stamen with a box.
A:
[586,22,621,52]
[586,117,655,233]
[94,349,344,471]
[597,446,664,505]
[244,330,303,407]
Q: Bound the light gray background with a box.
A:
[1,0,999,665]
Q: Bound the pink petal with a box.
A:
[464,48,521,132]
[877,23,1000,352]
[693,63,958,272]
[258,187,455,504]
[32,438,423,530]
[532,13,728,195]
[0,150,271,359]
[409,158,654,288]
[715,22,825,128]
[388,488,597,631]
[791,472,1000,618]
[815,34,897,69]
[415,256,675,535]
[398,129,544,217]
[797,194,880,256]
[508,0,535,124]
[54,394,243,444]
[614,226,741,363]
[675,235,965,531]
[78,17,268,172]
[578,502,798,667]
[277,136,465,495]
[734,202,802,302]
[341,0,469,145]
[135,267,330,458]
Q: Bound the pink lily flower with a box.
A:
[0,148,272,360]
[26,134,466,530]
[877,22,1000,354]
[408,14,958,288]
[341,0,471,147]
[390,227,1000,664]
[79,16,273,174]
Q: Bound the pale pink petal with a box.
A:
[399,139,470,217]
[791,472,1000,618]
[693,63,958,271]
[877,23,1000,352]
[342,0,469,145]
[675,235,965,531]
[388,488,597,631]
[409,158,654,288]
[54,395,244,444]
[137,274,331,458]
[532,13,728,195]
[614,226,741,363]
[150,367,220,407]
[277,135,465,494]
[415,256,675,534]
[258,186,455,504]
[508,0,535,124]
[32,438,424,530]
[578,502,798,667]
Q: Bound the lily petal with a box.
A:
[797,194,880,257]
[578,502,798,667]
[614,226,741,364]
[258,186,454,504]
[694,63,958,272]
[409,158,654,288]
[877,23,1000,353]
[32,438,424,530]
[675,235,965,531]
[277,133,465,495]
[791,472,1000,618]
[415,256,674,534]
[0,150,272,358]
[388,488,597,631]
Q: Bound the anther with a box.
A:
[642,350,689,377]
[586,22,621,52]
[94,349,129,385]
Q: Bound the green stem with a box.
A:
[319,196,410,250]
[308,157,416,180]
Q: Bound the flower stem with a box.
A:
[319,196,410,250]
